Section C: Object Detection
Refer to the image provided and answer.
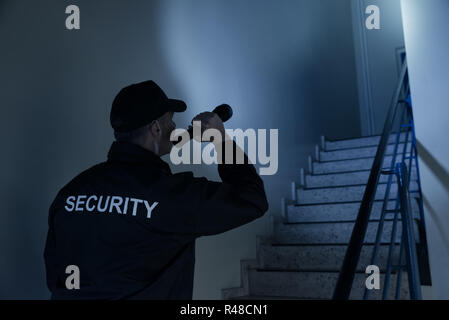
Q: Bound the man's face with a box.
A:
[156,111,176,156]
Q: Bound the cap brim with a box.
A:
[167,99,187,112]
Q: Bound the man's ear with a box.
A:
[150,120,161,137]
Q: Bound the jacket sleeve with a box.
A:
[187,139,269,236]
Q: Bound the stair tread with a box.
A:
[324,133,409,151]
[282,217,401,224]
[269,242,399,246]
[312,154,415,175]
[310,168,389,176]
[253,269,399,274]
[326,133,393,143]
[228,295,309,300]
[318,153,410,163]
[291,199,386,206]
[244,269,409,299]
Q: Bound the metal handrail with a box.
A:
[396,162,422,299]
[332,60,427,299]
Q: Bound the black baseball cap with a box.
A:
[110,80,187,132]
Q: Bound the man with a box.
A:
[43,80,269,299]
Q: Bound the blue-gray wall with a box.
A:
[401,0,449,299]
[0,0,360,299]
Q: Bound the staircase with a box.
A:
[222,132,419,300]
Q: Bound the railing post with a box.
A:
[395,162,422,299]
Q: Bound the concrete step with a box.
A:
[305,168,418,188]
[287,198,420,223]
[320,142,412,162]
[296,182,419,204]
[221,259,259,300]
[258,243,400,272]
[313,154,415,174]
[246,269,409,299]
[325,132,409,151]
[273,220,414,244]
[227,295,303,300]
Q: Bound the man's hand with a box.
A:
[191,111,249,165]
[191,112,226,143]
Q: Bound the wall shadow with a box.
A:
[416,139,449,194]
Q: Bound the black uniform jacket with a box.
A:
[43,139,268,299]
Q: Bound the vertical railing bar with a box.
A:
[383,108,413,299]
[381,105,411,300]
[395,233,406,300]
[396,163,422,299]
[405,88,431,288]
[396,125,417,300]
[407,103,427,230]
[382,193,401,300]
[364,97,407,300]
[393,84,411,300]
[406,131,414,191]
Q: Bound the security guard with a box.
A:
[43,80,269,299]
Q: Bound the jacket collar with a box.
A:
[107,141,172,175]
